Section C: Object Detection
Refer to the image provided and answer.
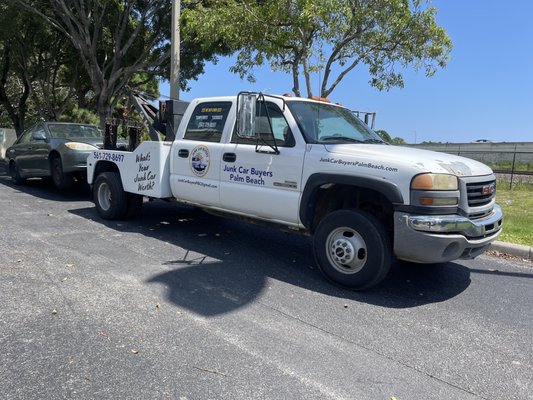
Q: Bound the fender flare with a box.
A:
[299,173,404,229]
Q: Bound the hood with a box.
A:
[67,136,103,148]
[66,136,128,149]
[324,144,493,177]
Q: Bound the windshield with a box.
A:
[287,101,384,144]
[48,124,102,139]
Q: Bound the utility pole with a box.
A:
[165,0,188,141]
[170,0,180,100]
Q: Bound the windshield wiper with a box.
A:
[363,138,385,144]
[319,136,363,143]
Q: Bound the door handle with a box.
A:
[178,149,189,158]
[223,152,237,163]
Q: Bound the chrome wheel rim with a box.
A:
[97,182,112,211]
[325,227,367,274]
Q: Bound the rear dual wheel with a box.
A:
[94,172,142,220]
[313,209,391,290]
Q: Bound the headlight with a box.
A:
[64,142,98,150]
[411,173,458,191]
[411,173,459,207]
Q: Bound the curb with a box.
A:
[490,241,533,261]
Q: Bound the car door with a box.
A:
[7,127,34,175]
[27,123,51,175]
[170,100,234,206]
[220,100,305,225]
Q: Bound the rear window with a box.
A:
[183,102,232,143]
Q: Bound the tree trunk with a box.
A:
[96,88,112,130]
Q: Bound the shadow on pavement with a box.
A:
[0,174,91,201]
[69,200,472,314]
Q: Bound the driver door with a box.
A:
[219,100,305,225]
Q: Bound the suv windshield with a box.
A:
[48,124,101,139]
[287,101,384,144]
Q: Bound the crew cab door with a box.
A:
[220,100,305,225]
[170,100,233,206]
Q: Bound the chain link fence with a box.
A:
[408,143,533,189]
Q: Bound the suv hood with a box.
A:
[324,144,493,177]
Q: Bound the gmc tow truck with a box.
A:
[87,92,503,290]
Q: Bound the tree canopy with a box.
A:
[183,0,452,98]
[2,0,233,133]
[0,1,80,134]
[375,129,407,145]
[1,0,452,135]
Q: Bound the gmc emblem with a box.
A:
[482,183,496,195]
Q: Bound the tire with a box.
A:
[313,209,391,290]
[126,193,143,218]
[51,156,74,189]
[93,172,128,220]
[9,161,26,185]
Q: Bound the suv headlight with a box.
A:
[411,173,459,207]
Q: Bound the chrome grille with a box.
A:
[466,179,496,207]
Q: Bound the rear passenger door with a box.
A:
[8,126,35,174]
[170,100,233,207]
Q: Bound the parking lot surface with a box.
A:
[0,177,532,400]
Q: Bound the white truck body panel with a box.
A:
[87,141,173,198]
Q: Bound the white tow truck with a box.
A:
[87,92,503,290]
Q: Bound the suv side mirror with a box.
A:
[236,93,257,138]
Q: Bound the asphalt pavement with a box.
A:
[0,176,532,400]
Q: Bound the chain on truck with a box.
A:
[87,91,503,290]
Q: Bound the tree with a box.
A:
[16,0,235,131]
[390,136,407,145]
[0,1,34,134]
[15,0,170,129]
[0,1,89,134]
[375,129,392,143]
[183,0,452,98]
[375,129,406,145]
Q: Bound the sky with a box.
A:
[160,0,533,144]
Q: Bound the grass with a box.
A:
[496,181,533,246]
[488,162,533,172]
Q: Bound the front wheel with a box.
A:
[51,156,74,189]
[313,209,391,290]
[93,172,128,220]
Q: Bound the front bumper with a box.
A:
[394,204,503,263]
[60,150,92,173]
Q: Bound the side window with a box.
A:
[183,102,232,142]
[30,127,46,142]
[232,102,295,147]
[17,128,34,145]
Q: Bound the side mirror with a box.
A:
[237,93,257,138]
[32,131,47,141]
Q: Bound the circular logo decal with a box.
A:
[190,145,210,177]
